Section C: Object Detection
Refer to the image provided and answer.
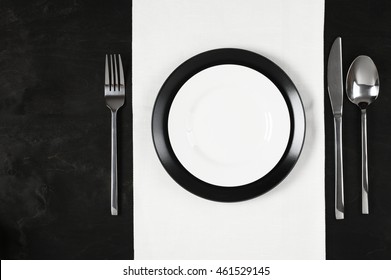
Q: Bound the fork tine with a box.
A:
[118,54,124,88]
[110,54,115,91]
[105,54,109,88]
[113,54,118,91]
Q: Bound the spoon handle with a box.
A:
[334,115,345,219]
[361,109,369,214]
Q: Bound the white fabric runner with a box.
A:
[133,0,325,259]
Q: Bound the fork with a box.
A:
[104,54,125,215]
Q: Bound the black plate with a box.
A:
[152,48,305,202]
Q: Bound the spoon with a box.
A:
[346,55,379,214]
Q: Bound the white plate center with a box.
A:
[168,64,290,187]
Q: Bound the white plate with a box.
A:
[168,64,291,186]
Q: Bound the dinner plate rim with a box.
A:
[152,48,306,202]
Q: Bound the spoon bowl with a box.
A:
[346,56,379,109]
[346,55,379,215]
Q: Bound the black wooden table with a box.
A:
[325,0,391,259]
[0,0,133,259]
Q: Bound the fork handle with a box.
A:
[111,110,118,215]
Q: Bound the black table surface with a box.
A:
[0,0,133,259]
[325,0,391,259]
[1,0,391,260]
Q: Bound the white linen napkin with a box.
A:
[133,0,325,259]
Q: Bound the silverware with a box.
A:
[346,55,379,214]
[327,37,345,220]
[104,54,125,215]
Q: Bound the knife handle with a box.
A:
[334,115,344,219]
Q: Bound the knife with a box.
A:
[327,37,345,220]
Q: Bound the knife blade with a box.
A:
[327,37,345,220]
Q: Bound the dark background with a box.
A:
[325,0,391,259]
[1,0,391,260]
[0,0,133,259]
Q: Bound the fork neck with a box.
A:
[111,110,118,125]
